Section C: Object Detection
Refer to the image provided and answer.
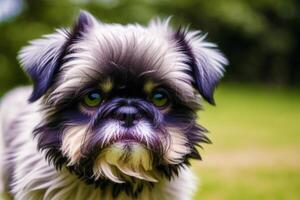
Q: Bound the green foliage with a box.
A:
[0,0,299,92]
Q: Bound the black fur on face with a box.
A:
[32,67,210,197]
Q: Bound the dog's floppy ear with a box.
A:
[174,28,228,105]
[18,11,97,102]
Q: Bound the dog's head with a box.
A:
[19,11,227,187]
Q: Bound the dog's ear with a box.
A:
[174,28,228,105]
[18,10,97,102]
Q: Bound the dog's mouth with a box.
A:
[107,131,151,147]
[112,132,142,143]
[93,119,160,152]
[92,133,158,183]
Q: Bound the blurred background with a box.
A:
[0,0,299,199]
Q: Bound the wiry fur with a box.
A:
[0,11,227,199]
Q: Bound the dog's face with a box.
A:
[19,11,227,186]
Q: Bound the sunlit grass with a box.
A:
[193,83,300,200]
[200,83,300,149]
[194,168,300,200]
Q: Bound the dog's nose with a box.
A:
[114,106,142,127]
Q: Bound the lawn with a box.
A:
[193,83,300,200]
[1,84,300,199]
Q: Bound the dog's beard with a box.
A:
[94,142,155,183]
[59,119,191,183]
[91,120,159,183]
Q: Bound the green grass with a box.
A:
[194,168,300,200]
[193,83,300,200]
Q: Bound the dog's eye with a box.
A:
[150,88,169,108]
[83,90,103,107]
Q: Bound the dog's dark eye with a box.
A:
[150,88,169,108]
[83,90,102,107]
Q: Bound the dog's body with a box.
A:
[0,11,227,200]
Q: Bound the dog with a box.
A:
[0,11,227,200]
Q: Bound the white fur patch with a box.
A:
[61,125,89,165]
[164,127,191,164]
[18,29,69,73]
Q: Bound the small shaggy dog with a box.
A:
[0,11,227,200]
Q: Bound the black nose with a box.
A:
[114,106,142,127]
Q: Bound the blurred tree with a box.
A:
[0,0,299,92]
